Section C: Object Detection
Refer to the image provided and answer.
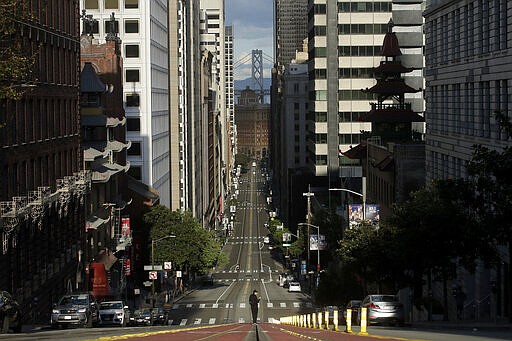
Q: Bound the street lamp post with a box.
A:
[330,177,366,220]
[298,222,321,276]
[151,235,176,307]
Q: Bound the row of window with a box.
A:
[309,67,375,80]
[338,2,392,13]
[310,45,382,59]
[311,90,377,101]
[306,111,369,122]
[83,19,139,36]
[311,2,391,15]
[84,0,138,10]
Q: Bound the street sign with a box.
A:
[283,243,291,247]
[143,281,152,287]
[176,270,182,278]
[144,265,163,271]
[164,262,172,270]
[149,271,157,280]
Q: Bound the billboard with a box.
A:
[121,217,130,237]
[348,204,380,228]
[309,234,327,251]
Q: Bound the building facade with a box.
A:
[423,0,512,321]
[235,88,270,159]
[81,0,171,207]
[424,0,511,181]
[274,0,309,67]
[307,0,424,186]
[0,0,86,318]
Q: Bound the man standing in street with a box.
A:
[249,290,260,324]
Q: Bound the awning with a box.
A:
[91,161,130,183]
[86,207,111,230]
[126,176,159,205]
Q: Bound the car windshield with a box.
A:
[372,295,397,302]
[100,302,123,309]
[59,294,89,306]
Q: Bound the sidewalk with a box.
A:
[410,319,512,332]
[20,283,201,334]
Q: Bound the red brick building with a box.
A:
[235,88,270,160]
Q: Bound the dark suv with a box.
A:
[51,293,99,328]
[0,291,22,333]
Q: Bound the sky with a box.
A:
[225,0,274,81]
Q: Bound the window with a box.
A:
[124,20,139,33]
[104,20,119,34]
[315,90,328,101]
[84,0,99,9]
[126,94,140,107]
[127,142,141,156]
[105,0,118,9]
[125,69,139,82]
[315,112,327,122]
[127,118,140,131]
[125,0,138,8]
[314,26,326,36]
[128,166,142,180]
[125,45,139,58]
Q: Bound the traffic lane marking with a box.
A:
[82,323,242,341]
[265,323,427,341]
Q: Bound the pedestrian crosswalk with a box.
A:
[170,302,313,310]
[167,317,284,326]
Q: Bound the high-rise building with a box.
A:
[307,0,424,186]
[169,0,204,218]
[81,0,171,207]
[225,25,236,187]
[274,0,309,67]
[0,0,86,317]
[424,0,511,181]
[200,0,229,229]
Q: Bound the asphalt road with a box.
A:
[2,165,511,340]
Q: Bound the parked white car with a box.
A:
[98,301,130,327]
[288,282,301,292]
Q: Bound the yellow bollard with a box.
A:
[345,308,352,333]
[317,312,323,329]
[333,309,339,331]
[307,314,311,328]
[324,311,330,330]
[360,307,368,335]
[312,312,317,328]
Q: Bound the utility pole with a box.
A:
[302,185,314,270]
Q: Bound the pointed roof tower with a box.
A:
[359,19,423,144]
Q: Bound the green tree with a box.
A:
[0,0,36,100]
[465,111,512,321]
[143,206,226,276]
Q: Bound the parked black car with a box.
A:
[50,293,99,328]
[151,307,168,325]
[0,291,22,333]
[129,308,153,326]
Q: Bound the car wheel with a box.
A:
[12,321,22,333]
[1,316,9,334]
[85,315,93,328]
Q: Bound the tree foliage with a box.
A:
[143,205,226,275]
[0,0,36,100]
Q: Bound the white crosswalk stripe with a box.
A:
[240,303,246,308]
[239,317,245,323]
[180,319,187,326]
[280,302,286,308]
[212,303,218,308]
[172,304,180,309]
[293,302,300,308]
[199,304,206,308]
[186,304,193,308]
[267,302,273,308]
[209,318,216,325]
[194,318,201,325]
